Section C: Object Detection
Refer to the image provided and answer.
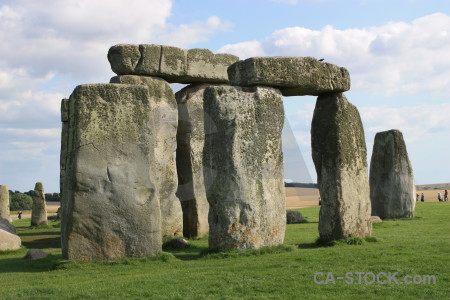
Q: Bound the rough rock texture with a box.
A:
[25,249,48,260]
[0,229,21,251]
[370,130,416,219]
[228,57,350,96]
[370,216,382,224]
[110,75,182,237]
[31,182,47,226]
[0,217,16,234]
[175,84,218,238]
[0,185,11,222]
[311,93,371,242]
[163,238,190,249]
[203,85,286,250]
[108,44,239,84]
[62,83,166,261]
[60,98,69,199]
[286,210,305,224]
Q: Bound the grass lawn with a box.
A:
[1,202,449,299]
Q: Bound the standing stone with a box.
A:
[60,98,69,201]
[311,93,371,242]
[370,130,416,219]
[204,85,286,250]
[175,84,214,238]
[110,75,182,237]
[31,182,47,226]
[0,185,11,222]
[62,83,163,261]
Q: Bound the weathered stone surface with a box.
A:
[110,75,182,237]
[163,238,189,249]
[0,217,15,234]
[62,83,164,261]
[228,57,350,96]
[31,182,47,226]
[0,229,21,251]
[370,216,382,224]
[311,93,371,242]
[204,85,286,250]
[108,44,239,84]
[60,98,69,200]
[25,249,48,260]
[0,185,11,222]
[175,84,218,238]
[286,210,305,224]
[370,130,416,219]
[107,44,141,75]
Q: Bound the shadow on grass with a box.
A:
[0,252,62,273]
[21,237,61,249]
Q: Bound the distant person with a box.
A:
[318,196,321,206]
[18,211,22,220]
[416,193,419,202]
[421,193,425,202]
[438,192,442,202]
[445,190,448,202]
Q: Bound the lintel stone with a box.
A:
[228,57,350,96]
[107,44,239,84]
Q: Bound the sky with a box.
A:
[0,0,449,192]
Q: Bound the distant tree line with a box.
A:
[284,182,318,188]
[8,190,61,211]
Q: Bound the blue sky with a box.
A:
[0,0,449,192]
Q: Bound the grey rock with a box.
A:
[62,83,164,261]
[286,210,305,224]
[60,98,69,201]
[110,75,182,237]
[370,216,382,224]
[175,84,219,238]
[228,57,350,96]
[370,130,416,219]
[0,185,11,222]
[25,249,48,260]
[204,85,286,250]
[107,44,141,75]
[31,182,47,226]
[311,93,372,242]
[0,217,16,234]
[163,238,190,249]
[107,44,239,84]
[0,229,21,251]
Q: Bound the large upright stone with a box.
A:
[108,44,239,84]
[110,75,182,237]
[228,57,350,96]
[311,93,371,241]
[370,130,416,219]
[204,85,286,250]
[175,84,216,238]
[0,185,11,222]
[31,182,47,226]
[62,84,164,261]
[60,98,69,199]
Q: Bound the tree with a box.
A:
[10,193,33,211]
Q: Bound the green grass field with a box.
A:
[1,203,449,299]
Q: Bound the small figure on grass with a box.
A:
[421,193,425,202]
[444,190,448,202]
[18,211,22,220]
[438,192,442,202]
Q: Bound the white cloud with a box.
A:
[0,0,232,191]
[218,13,450,97]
